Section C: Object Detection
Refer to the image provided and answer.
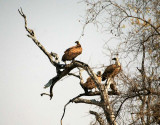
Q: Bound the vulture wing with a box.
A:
[62,45,82,62]
[102,64,117,81]
[64,45,77,54]
[83,75,101,90]
[84,77,96,89]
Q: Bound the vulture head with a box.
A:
[97,71,101,77]
[112,57,120,66]
[112,58,116,60]
[75,41,80,45]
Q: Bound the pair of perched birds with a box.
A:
[62,41,121,92]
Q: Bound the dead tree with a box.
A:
[18,8,119,125]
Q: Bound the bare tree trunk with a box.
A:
[101,87,117,125]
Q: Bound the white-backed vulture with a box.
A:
[81,71,101,93]
[62,41,82,63]
[102,58,121,82]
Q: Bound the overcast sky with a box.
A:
[0,0,116,125]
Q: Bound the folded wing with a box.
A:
[62,41,82,62]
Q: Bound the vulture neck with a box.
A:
[115,58,121,66]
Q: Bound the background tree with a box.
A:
[83,0,160,124]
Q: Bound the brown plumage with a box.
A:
[102,58,121,81]
[81,71,101,93]
[62,41,82,62]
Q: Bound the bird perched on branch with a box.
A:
[62,41,82,64]
[102,57,121,84]
[81,71,102,93]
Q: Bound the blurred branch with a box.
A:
[115,90,151,121]
[90,110,105,125]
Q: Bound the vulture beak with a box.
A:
[97,71,101,76]
[112,58,117,60]
[75,41,79,44]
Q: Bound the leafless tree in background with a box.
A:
[82,0,160,124]
[18,0,159,124]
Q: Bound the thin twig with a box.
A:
[60,92,102,125]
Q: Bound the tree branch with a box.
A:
[60,90,120,125]
[73,98,101,106]
[114,90,151,121]
[68,73,80,79]
[90,110,105,125]
[18,8,64,71]
[47,60,104,99]
[60,92,102,125]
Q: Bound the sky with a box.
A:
[0,0,116,125]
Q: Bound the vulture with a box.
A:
[102,57,121,83]
[62,41,82,63]
[81,71,101,93]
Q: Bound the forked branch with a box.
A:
[60,92,102,125]
[18,8,63,69]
